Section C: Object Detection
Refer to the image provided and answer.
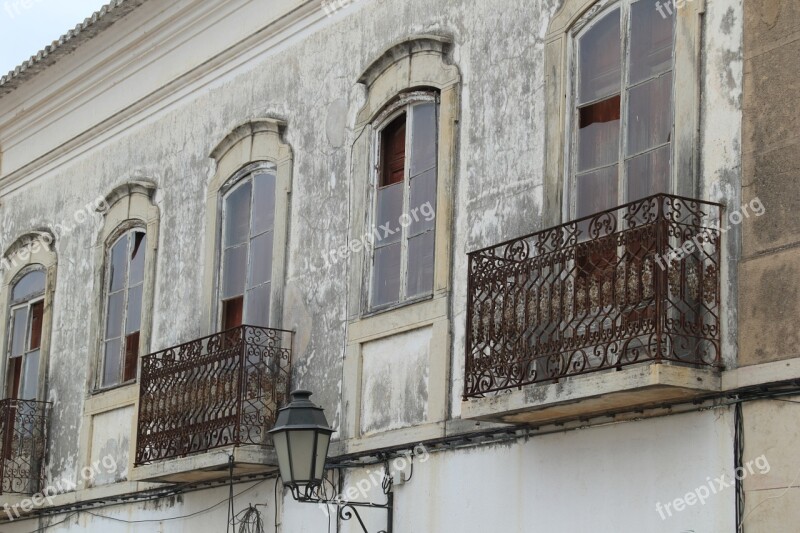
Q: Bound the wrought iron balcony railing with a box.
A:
[0,399,50,495]
[464,194,723,399]
[135,325,292,465]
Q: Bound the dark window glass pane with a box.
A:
[123,332,140,382]
[10,307,29,358]
[224,181,252,247]
[579,8,621,103]
[407,232,435,297]
[577,165,619,218]
[375,182,403,246]
[627,145,672,201]
[245,284,271,328]
[627,72,673,155]
[129,233,147,285]
[105,291,124,339]
[102,339,121,387]
[125,285,143,335]
[248,231,273,287]
[381,114,407,186]
[12,271,45,301]
[630,0,674,84]
[410,102,438,177]
[251,173,276,235]
[371,243,402,307]
[29,301,43,351]
[223,297,244,330]
[223,245,248,299]
[21,350,39,400]
[409,169,437,236]
[109,237,129,292]
[578,95,621,171]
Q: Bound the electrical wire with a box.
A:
[231,505,266,533]
[80,479,268,525]
[734,401,744,532]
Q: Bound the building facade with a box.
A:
[0,0,795,531]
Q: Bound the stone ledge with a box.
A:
[461,364,721,425]
[130,446,278,483]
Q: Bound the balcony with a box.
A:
[133,325,292,483]
[462,194,723,424]
[0,399,50,495]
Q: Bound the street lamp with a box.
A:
[268,390,334,500]
[269,390,393,533]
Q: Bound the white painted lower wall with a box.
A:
[3,410,736,533]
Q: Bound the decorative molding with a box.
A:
[357,34,454,87]
[570,0,612,35]
[210,118,288,163]
[2,230,56,260]
[102,179,157,212]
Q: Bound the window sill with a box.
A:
[348,293,447,343]
[85,381,138,415]
[361,293,434,320]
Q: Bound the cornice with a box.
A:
[0,0,320,194]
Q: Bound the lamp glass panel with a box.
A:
[271,431,292,483]
[314,433,331,480]
[288,430,315,483]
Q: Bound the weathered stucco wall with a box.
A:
[0,0,745,524]
[739,0,800,366]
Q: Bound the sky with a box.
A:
[0,0,110,76]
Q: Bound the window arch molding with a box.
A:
[205,118,292,333]
[340,35,460,442]
[349,34,460,318]
[542,0,703,226]
[0,230,57,402]
[88,180,159,391]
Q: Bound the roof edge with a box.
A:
[0,0,148,97]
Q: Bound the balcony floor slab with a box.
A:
[461,364,721,425]
[130,445,278,483]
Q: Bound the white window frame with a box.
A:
[98,227,147,389]
[216,161,279,330]
[366,91,440,313]
[6,267,46,401]
[564,0,677,220]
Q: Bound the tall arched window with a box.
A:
[90,181,158,392]
[218,164,277,330]
[207,119,292,336]
[6,268,46,400]
[568,0,675,219]
[369,92,439,310]
[101,229,147,387]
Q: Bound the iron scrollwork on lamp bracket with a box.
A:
[290,464,394,533]
[269,391,398,533]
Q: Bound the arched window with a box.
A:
[6,268,46,400]
[100,229,147,387]
[218,164,277,330]
[90,181,158,392]
[369,92,439,309]
[568,0,675,219]
[208,119,292,335]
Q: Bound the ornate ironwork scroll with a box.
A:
[464,194,723,398]
[0,399,50,494]
[135,325,292,465]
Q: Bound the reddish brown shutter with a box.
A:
[381,114,407,186]
[222,296,244,330]
[123,331,140,383]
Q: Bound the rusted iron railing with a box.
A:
[464,194,723,398]
[0,399,50,494]
[135,325,292,465]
